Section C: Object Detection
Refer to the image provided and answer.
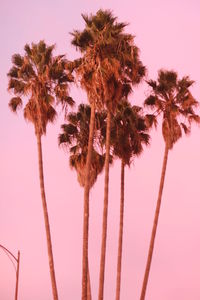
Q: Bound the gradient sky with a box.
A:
[1,1,200,299]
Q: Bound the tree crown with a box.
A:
[70,10,145,111]
[8,40,74,135]
[59,104,106,188]
[144,69,200,149]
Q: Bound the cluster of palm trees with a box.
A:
[7,9,200,300]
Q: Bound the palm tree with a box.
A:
[59,103,107,299]
[109,100,150,300]
[140,70,200,300]
[71,10,146,299]
[59,104,106,189]
[8,40,74,300]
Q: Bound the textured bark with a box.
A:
[115,160,125,300]
[82,102,95,300]
[36,132,58,300]
[140,143,169,300]
[98,111,111,300]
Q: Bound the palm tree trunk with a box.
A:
[115,160,125,300]
[82,102,95,300]
[87,263,92,300]
[36,132,58,300]
[140,143,169,300]
[98,110,111,300]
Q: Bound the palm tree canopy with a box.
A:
[144,69,200,149]
[59,104,107,188]
[8,40,74,135]
[106,100,150,165]
[70,10,146,111]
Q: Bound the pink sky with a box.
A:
[1,0,200,299]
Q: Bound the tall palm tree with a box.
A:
[8,40,74,300]
[71,10,146,299]
[140,70,200,300]
[58,103,107,299]
[109,100,150,300]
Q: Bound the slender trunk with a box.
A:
[87,263,92,300]
[82,102,95,300]
[15,251,20,300]
[36,132,58,300]
[115,160,125,300]
[98,111,111,300]
[140,143,169,300]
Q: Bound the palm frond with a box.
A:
[146,80,157,89]
[9,97,23,112]
[12,54,23,67]
[24,44,32,56]
[188,114,200,124]
[7,66,19,78]
[144,95,157,107]
[180,122,190,135]
[58,133,69,146]
[46,105,57,123]
[63,96,75,106]
[38,40,46,53]
[145,114,157,129]
[8,78,26,94]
